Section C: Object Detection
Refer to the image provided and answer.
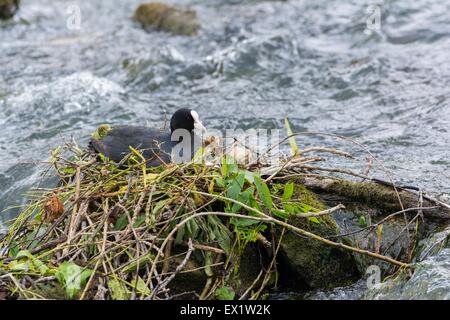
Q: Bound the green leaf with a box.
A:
[133,215,146,228]
[221,156,228,177]
[109,278,130,300]
[231,217,260,227]
[7,250,50,275]
[187,219,200,239]
[55,262,92,299]
[8,260,30,272]
[282,182,295,201]
[152,200,167,216]
[308,217,320,224]
[8,241,19,258]
[222,156,238,177]
[226,173,245,201]
[204,252,214,277]
[230,186,254,213]
[358,215,366,227]
[284,117,300,157]
[60,167,76,175]
[135,277,151,296]
[207,216,232,254]
[215,286,235,300]
[272,208,290,219]
[296,203,319,214]
[254,176,272,210]
[214,176,225,188]
[123,253,154,273]
[193,146,205,163]
[114,214,129,231]
[32,257,50,275]
[15,250,32,260]
[175,223,186,245]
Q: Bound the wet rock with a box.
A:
[364,249,450,300]
[0,0,19,20]
[303,279,367,300]
[300,176,450,221]
[295,176,446,274]
[277,215,360,289]
[275,185,360,289]
[416,223,450,261]
[331,203,427,276]
[133,3,199,36]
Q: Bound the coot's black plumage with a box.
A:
[89,108,206,167]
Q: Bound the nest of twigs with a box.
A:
[3,129,447,300]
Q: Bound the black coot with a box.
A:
[89,108,206,167]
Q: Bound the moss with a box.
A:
[91,124,112,140]
[311,178,419,213]
[293,184,326,211]
[133,3,199,36]
[277,214,360,289]
[330,180,401,208]
[272,183,326,210]
[0,0,19,20]
[272,183,359,289]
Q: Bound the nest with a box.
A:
[2,128,444,300]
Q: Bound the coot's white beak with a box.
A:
[191,110,207,134]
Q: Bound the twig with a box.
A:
[149,239,194,299]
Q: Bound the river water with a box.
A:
[0,0,449,299]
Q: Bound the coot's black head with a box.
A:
[170,108,206,134]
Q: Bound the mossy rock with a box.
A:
[275,184,360,289]
[300,176,450,220]
[133,3,199,36]
[0,0,19,20]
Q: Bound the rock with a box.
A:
[300,176,450,221]
[277,214,360,289]
[0,0,19,20]
[364,249,450,300]
[275,185,360,289]
[133,3,199,36]
[330,203,427,276]
[289,176,447,274]
[364,223,450,299]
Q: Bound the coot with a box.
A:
[89,108,206,167]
